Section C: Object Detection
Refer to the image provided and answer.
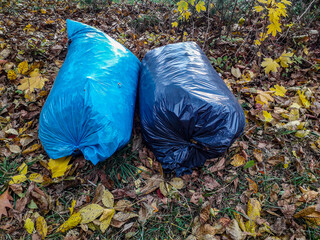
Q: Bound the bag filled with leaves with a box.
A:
[39,20,140,164]
[139,42,245,176]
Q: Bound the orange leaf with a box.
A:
[0,189,13,219]
[247,178,258,193]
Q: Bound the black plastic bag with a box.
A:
[139,42,245,176]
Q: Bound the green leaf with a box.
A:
[244,160,255,169]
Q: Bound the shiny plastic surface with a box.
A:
[39,20,140,164]
[139,42,245,176]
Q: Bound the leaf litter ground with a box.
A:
[0,1,320,239]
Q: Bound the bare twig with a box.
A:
[283,0,316,38]
[202,0,211,49]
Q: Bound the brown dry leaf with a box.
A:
[270,183,280,202]
[114,200,132,212]
[36,216,47,239]
[92,184,105,204]
[230,154,246,167]
[112,211,138,222]
[226,219,246,240]
[7,144,21,153]
[247,178,258,193]
[200,201,211,224]
[203,176,220,191]
[0,189,13,219]
[298,186,319,202]
[267,155,285,166]
[138,202,155,224]
[138,174,162,195]
[253,149,263,162]
[294,205,320,226]
[208,157,225,172]
[79,204,104,224]
[169,177,185,189]
[190,192,204,205]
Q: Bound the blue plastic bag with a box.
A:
[39,20,140,164]
[139,42,245,176]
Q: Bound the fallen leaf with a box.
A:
[138,174,162,195]
[0,189,13,219]
[22,144,41,154]
[169,177,185,189]
[36,216,47,239]
[69,200,76,214]
[9,174,27,185]
[297,90,311,108]
[56,212,82,233]
[102,189,114,208]
[299,186,319,202]
[25,218,34,234]
[159,182,172,197]
[200,201,211,223]
[8,144,21,153]
[18,60,28,74]
[114,200,132,212]
[29,173,44,183]
[230,154,246,167]
[79,204,104,224]
[261,58,280,74]
[47,156,72,178]
[277,51,293,68]
[247,178,258,193]
[263,110,273,122]
[138,202,155,224]
[294,205,320,226]
[18,163,28,175]
[7,70,17,80]
[100,209,115,233]
[253,149,263,162]
[112,211,138,222]
[226,219,246,240]
[231,67,242,78]
[270,85,287,97]
[245,198,261,233]
[18,70,48,93]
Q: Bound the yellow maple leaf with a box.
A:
[189,0,195,6]
[254,5,264,12]
[195,1,206,13]
[278,51,294,67]
[7,70,17,81]
[25,218,34,234]
[177,0,188,12]
[57,212,81,233]
[48,156,72,178]
[181,11,191,20]
[282,0,291,5]
[255,90,274,106]
[270,84,287,97]
[263,110,273,122]
[172,22,178,28]
[18,70,48,93]
[18,60,28,75]
[261,57,280,74]
[36,216,47,239]
[267,21,281,37]
[297,90,311,108]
